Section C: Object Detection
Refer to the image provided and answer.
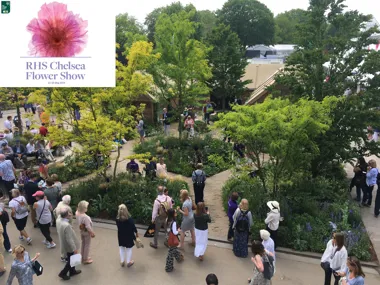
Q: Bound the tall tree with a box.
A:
[145,2,199,45]
[207,24,251,110]
[198,10,217,40]
[274,9,307,44]
[217,0,275,47]
[275,0,380,175]
[151,10,212,137]
[116,13,146,65]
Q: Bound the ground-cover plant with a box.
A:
[66,173,188,224]
[134,134,232,177]
[48,155,97,183]
[222,173,373,261]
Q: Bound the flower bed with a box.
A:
[222,174,373,261]
[134,134,232,177]
[66,173,188,224]
[48,155,97,183]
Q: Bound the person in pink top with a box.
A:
[184,115,195,138]
[150,186,173,249]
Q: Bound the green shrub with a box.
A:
[66,173,188,224]
[221,174,373,261]
[48,155,97,183]
[134,135,232,177]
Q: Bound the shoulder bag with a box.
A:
[37,200,46,224]
[167,222,179,247]
[32,260,43,276]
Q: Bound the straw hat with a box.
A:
[267,201,280,213]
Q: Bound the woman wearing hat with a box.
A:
[33,191,56,249]
[264,201,283,249]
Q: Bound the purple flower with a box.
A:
[306,222,312,232]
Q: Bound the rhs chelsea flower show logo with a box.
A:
[26,1,88,57]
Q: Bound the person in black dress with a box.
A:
[350,157,367,201]
[116,204,138,268]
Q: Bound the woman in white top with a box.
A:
[330,232,348,285]
[321,232,337,285]
[264,201,283,248]
[156,157,168,178]
[8,189,32,245]
[33,191,56,249]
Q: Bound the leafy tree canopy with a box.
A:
[217,0,275,47]
[274,9,308,44]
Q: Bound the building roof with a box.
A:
[242,63,285,90]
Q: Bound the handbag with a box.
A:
[134,237,144,248]
[144,223,155,238]
[70,253,82,267]
[167,222,179,247]
[32,260,43,276]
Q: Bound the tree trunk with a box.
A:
[113,136,121,179]
[15,93,23,133]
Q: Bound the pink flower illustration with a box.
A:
[26,2,88,57]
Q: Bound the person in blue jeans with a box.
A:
[0,203,11,253]
[362,159,378,207]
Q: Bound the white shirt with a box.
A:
[4,133,13,140]
[30,129,39,135]
[9,196,29,219]
[321,239,336,263]
[4,120,12,130]
[330,246,348,273]
[263,238,276,260]
[26,143,35,153]
[265,211,281,231]
[25,118,31,126]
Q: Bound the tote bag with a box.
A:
[70,254,82,267]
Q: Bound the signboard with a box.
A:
[0,0,116,87]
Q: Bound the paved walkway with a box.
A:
[3,218,380,284]
[345,156,380,262]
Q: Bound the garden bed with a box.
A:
[222,174,374,261]
[133,134,232,177]
[66,173,188,224]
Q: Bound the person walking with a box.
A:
[0,222,5,277]
[9,189,32,245]
[116,204,138,268]
[44,178,60,227]
[248,241,273,285]
[162,108,171,136]
[194,202,211,261]
[177,190,195,249]
[264,201,282,248]
[192,163,206,204]
[150,186,172,249]
[156,157,168,179]
[23,173,39,228]
[227,192,239,241]
[137,117,145,143]
[362,159,378,207]
[33,191,56,249]
[324,232,348,285]
[0,154,16,201]
[350,157,367,201]
[232,199,253,258]
[165,208,184,272]
[76,201,95,265]
[0,203,12,253]
[337,256,365,285]
[58,207,81,280]
[6,245,40,285]
[54,195,72,262]
[321,231,337,285]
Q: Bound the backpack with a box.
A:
[263,254,275,280]
[235,211,249,233]
[193,171,206,185]
[157,197,170,219]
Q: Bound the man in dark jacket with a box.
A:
[12,140,27,165]
[23,173,39,227]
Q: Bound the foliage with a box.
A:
[66,173,188,224]
[275,0,380,175]
[197,10,217,40]
[222,173,373,260]
[215,97,338,193]
[48,155,97,183]
[217,0,275,47]
[150,10,212,137]
[206,24,251,110]
[116,13,146,65]
[134,135,232,177]
[274,9,308,44]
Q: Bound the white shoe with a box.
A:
[7,249,12,253]
[26,238,32,245]
[19,236,24,241]
[47,243,56,249]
